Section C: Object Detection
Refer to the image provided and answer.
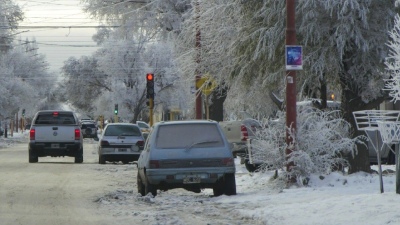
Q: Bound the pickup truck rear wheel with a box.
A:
[244,159,261,172]
[29,149,38,163]
[74,148,83,163]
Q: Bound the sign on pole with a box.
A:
[285,45,303,70]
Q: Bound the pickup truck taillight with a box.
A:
[74,129,80,140]
[241,125,248,141]
[30,129,35,140]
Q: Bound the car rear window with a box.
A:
[34,112,76,125]
[104,125,141,136]
[156,123,224,149]
[137,122,149,129]
[82,123,96,129]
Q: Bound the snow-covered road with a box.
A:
[3,134,398,225]
[0,138,266,225]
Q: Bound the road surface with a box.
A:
[0,138,263,225]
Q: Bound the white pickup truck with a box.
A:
[219,119,262,171]
[28,110,84,163]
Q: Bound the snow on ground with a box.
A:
[0,130,29,149]
[2,132,400,224]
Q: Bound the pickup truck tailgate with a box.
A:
[33,125,77,142]
[219,121,243,143]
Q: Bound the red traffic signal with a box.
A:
[146,73,154,81]
[146,73,155,99]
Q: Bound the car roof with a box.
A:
[105,123,139,126]
[36,110,75,114]
[155,120,218,126]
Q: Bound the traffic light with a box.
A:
[22,109,25,117]
[114,104,118,115]
[146,73,154,99]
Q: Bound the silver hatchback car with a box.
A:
[98,123,144,164]
[137,120,236,197]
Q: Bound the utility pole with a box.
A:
[195,0,202,119]
[286,0,297,176]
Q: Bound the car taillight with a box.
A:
[100,140,109,146]
[30,129,35,140]
[222,158,234,166]
[74,129,80,140]
[241,125,248,141]
[149,160,160,168]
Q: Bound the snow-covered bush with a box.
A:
[252,105,364,186]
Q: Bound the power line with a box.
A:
[16,25,120,29]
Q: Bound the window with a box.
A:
[156,124,224,149]
[104,125,141,136]
[35,113,76,125]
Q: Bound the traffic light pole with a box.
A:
[149,98,154,126]
[286,0,297,178]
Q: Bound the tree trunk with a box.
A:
[209,86,228,122]
[341,81,371,173]
[320,77,327,109]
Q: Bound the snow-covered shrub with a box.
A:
[251,105,364,185]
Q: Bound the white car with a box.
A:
[98,123,145,164]
[136,121,150,133]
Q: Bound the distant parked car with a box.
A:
[137,120,236,197]
[136,121,150,133]
[98,123,145,164]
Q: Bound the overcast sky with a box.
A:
[15,0,100,73]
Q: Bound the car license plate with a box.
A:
[118,148,127,152]
[51,144,59,148]
[183,176,201,184]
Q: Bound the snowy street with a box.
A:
[0,137,264,225]
[1,134,400,225]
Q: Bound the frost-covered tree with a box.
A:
[176,0,400,173]
[71,0,191,121]
[61,55,110,115]
[252,106,363,185]
[385,14,400,102]
[0,0,23,52]
[0,41,54,119]
[82,0,190,36]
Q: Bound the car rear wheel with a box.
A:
[99,155,105,164]
[213,177,224,197]
[145,175,157,197]
[213,173,237,196]
[223,173,237,196]
[29,149,38,163]
[137,172,145,196]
